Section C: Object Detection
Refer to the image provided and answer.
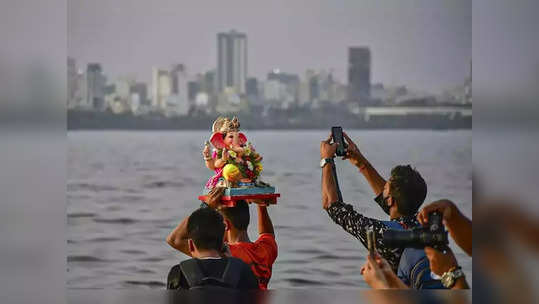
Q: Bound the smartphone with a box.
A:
[331,126,348,157]
[367,229,376,259]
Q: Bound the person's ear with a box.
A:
[388,196,396,208]
[188,239,195,253]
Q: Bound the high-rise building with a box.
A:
[170,64,188,104]
[217,30,247,94]
[348,47,371,105]
[130,82,148,105]
[67,57,77,108]
[203,70,216,96]
[188,81,200,102]
[85,63,106,110]
[267,69,300,104]
[151,67,171,110]
[246,77,258,97]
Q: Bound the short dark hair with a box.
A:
[220,200,250,230]
[389,165,427,216]
[187,208,225,251]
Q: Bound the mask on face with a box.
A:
[374,193,391,215]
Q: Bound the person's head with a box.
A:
[381,165,427,219]
[220,200,250,233]
[187,208,225,256]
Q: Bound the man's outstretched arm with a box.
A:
[320,135,339,209]
[343,132,386,196]
[321,134,400,269]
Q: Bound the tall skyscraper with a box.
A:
[170,64,188,103]
[151,67,171,110]
[85,63,106,110]
[217,30,247,94]
[348,47,371,105]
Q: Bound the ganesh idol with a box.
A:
[202,116,266,189]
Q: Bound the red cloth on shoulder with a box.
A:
[228,233,278,290]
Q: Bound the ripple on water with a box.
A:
[93,218,139,224]
[143,181,184,189]
[67,255,110,263]
[124,281,166,288]
[67,212,96,218]
[284,278,325,286]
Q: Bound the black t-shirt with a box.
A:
[167,257,259,290]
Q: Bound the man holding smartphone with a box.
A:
[320,130,446,289]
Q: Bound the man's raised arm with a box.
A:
[166,216,191,256]
[343,132,386,196]
[320,135,339,209]
[166,187,225,256]
[257,205,274,235]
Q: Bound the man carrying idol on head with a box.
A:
[167,116,279,290]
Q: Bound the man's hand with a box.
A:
[361,255,390,289]
[417,199,459,226]
[424,246,458,276]
[342,132,364,166]
[361,253,408,289]
[418,199,472,256]
[320,134,337,159]
[206,187,225,209]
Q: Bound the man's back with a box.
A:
[228,233,278,289]
[167,257,258,290]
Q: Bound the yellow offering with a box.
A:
[222,164,241,182]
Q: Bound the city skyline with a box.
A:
[68,0,470,95]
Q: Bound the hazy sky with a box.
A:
[68,0,470,94]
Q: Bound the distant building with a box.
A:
[216,87,245,113]
[130,82,148,105]
[67,57,77,108]
[188,81,200,102]
[246,77,260,105]
[85,63,106,110]
[246,77,258,97]
[170,64,188,106]
[298,81,310,106]
[202,70,216,96]
[464,60,472,104]
[348,47,371,105]
[217,30,247,94]
[267,69,299,105]
[151,67,171,110]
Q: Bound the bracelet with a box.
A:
[204,156,212,161]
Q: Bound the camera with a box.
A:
[382,212,448,250]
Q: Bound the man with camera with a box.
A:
[320,131,445,289]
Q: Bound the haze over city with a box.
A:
[68,0,470,94]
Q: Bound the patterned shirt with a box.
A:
[326,199,420,272]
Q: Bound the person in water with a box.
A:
[320,131,444,289]
[167,187,278,290]
[166,207,258,290]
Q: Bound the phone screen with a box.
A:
[331,126,347,157]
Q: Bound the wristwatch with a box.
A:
[441,266,465,288]
[320,157,334,168]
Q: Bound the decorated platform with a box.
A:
[199,186,279,207]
